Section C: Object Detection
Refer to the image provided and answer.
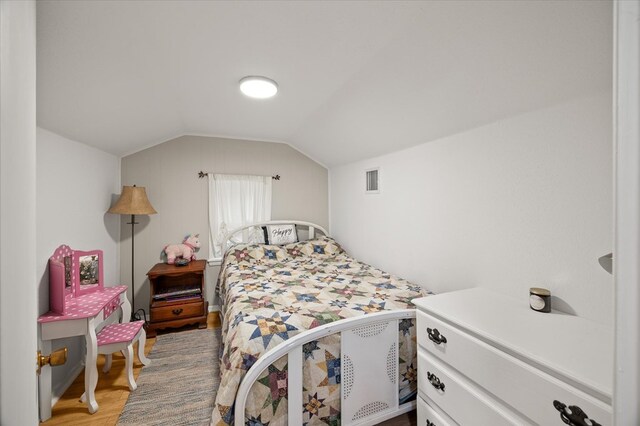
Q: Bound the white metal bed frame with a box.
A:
[222,220,329,253]
[221,221,417,426]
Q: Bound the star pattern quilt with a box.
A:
[211,236,429,426]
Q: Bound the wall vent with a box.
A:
[366,168,379,193]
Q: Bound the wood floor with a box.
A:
[41,314,220,426]
[41,312,414,426]
[380,411,417,426]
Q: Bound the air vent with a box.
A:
[366,168,379,193]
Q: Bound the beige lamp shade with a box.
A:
[108,185,157,215]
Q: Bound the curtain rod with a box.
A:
[197,171,281,180]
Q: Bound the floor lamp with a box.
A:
[108,185,157,321]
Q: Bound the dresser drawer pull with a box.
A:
[171,308,184,316]
[553,400,601,426]
[427,371,445,392]
[426,420,436,426]
[427,327,447,345]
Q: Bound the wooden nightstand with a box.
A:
[146,259,208,337]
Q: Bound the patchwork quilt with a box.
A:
[211,236,429,426]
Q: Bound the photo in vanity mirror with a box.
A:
[79,254,100,285]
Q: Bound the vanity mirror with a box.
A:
[72,249,104,296]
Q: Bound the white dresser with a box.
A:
[412,288,613,426]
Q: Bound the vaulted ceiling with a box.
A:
[37,1,612,167]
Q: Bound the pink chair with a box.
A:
[81,320,150,402]
[98,320,150,389]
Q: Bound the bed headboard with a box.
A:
[222,220,329,253]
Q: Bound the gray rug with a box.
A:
[118,328,221,426]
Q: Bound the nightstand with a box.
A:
[146,259,208,337]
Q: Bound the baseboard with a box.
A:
[208,304,220,313]
[51,362,84,407]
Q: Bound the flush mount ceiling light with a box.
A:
[239,76,278,99]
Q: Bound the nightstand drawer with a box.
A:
[151,300,204,322]
[417,395,456,426]
[417,310,612,425]
[418,351,528,425]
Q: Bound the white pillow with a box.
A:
[246,228,265,244]
[266,224,298,245]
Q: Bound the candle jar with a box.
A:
[529,287,551,313]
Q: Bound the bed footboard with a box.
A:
[234,309,417,426]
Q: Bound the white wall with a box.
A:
[120,135,328,313]
[36,128,120,403]
[330,91,613,325]
[0,1,38,423]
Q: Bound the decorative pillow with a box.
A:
[265,224,298,245]
[245,244,288,262]
[292,236,345,258]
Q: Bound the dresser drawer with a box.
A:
[417,394,457,426]
[418,351,527,425]
[151,300,204,322]
[417,310,612,425]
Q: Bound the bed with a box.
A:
[211,221,429,426]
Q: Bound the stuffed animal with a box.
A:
[163,234,200,264]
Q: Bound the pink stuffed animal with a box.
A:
[163,234,200,264]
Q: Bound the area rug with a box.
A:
[118,328,221,426]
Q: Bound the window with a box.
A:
[208,174,272,259]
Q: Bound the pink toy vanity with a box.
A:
[38,245,131,421]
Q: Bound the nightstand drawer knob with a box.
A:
[172,308,183,316]
[427,371,445,392]
[427,327,447,345]
[553,400,601,426]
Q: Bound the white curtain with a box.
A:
[208,174,272,259]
